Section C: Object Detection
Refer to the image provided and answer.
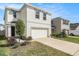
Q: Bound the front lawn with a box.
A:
[10,41,71,56]
[0,39,71,56]
[0,40,10,56]
[0,47,10,56]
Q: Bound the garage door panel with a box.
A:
[31,28,48,39]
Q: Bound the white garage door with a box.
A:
[31,28,48,39]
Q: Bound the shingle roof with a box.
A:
[52,17,69,21]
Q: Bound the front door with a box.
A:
[11,26,15,36]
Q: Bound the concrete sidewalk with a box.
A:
[34,37,79,56]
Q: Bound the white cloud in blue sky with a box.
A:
[0,3,79,24]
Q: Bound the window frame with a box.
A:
[43,13,46,20]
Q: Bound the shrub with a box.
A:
[21,36,32,41]
[16,19,25,39]
[7,37,16,46]
[0,35,6,40]
[51,32,67,38]
[16,19,25,44]
[21,36,27,40]
[70,33,75,36]
[51,33,59,37]
[21,36,32,45]
[26,36,32,41]
[60,32,67,38]
[20,41,26,46]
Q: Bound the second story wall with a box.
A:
[5,8,18,24]
[26,7,51,25]
[61,20,70,31]
[5,9,14,24]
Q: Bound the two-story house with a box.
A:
[70,23,79,35]
[51,17,70,35]
[4,4,51,39]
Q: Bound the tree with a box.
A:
[16,19,25,39]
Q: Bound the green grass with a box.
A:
[0,47,10,56]
[63,37,79,44]
[72,35,79,37]
[10,41,71,56]
[55,36,79,44]
[0,40,7,44]
[0,40,10,56]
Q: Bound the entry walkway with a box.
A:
[34,37,79,56]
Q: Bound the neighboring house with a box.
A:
[70,23,79,35]
[0,24,4,31]
[51,17,70,35]
[4,4,51,39]
[0,24,5,35]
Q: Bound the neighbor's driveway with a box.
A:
[34,37,79,56]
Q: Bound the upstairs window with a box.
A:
[35,11,40,19]
[12,10,16,18]
[43,13,46,20]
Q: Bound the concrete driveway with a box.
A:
[34,37,79,56]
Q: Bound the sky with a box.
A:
[0,3,79,24]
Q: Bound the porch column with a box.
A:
[7,25,11,37]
